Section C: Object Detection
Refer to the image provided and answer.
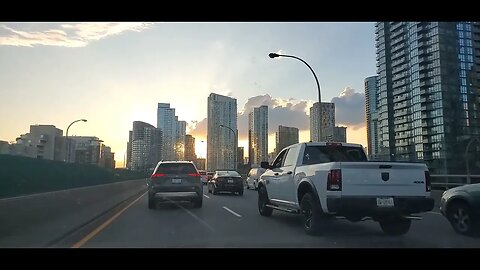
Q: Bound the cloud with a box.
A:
[0,23,152,47]
[188,94,314,140]
[188,119,207,138]
[331,87,365,129]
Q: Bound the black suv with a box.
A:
[147,161,203,209]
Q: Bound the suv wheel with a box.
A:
[379,217,411,236]
[212,185,218,195]
[238,189,244,196]
[148,195,156,210]
[193,199,203,208]
[300,192,326,235]
[447,202,477,235]
[258,186,273,216]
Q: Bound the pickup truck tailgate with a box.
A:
[339,162,428,197]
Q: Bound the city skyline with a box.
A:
[0,22,376,166]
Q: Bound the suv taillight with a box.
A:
[151,173,166,180]
[425,171,431,192]
[327,169,342,191]
[188,173,201,177]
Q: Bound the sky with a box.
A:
[0,22,377,167]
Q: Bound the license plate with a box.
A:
[172,179,182,184]
[228,179,234,183]
[376,197,394,207]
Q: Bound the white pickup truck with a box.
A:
[258,142,434,235]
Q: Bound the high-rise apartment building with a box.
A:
[275,125,299,155]
[207,93,237,171]
[375,22,480,173]
[310,102,335,142]
[365,75,380,159]
[248,105,268,166]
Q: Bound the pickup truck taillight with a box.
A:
[425,171,431,192]
[327,169,342,191]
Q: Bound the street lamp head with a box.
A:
[219,124,224,127]
[268,53,279,59]
[81,119,87,122]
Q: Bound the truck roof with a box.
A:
[299,141,364,148]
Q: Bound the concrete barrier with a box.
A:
[0,178,147,247]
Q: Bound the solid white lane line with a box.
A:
[170,200,215,232]
[222,206,242,218]
[203,194,210,199]
[427,211,443,216]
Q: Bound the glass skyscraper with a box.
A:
[375,22,480,174]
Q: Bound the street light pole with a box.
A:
[269,52,322,141]
[220,124,237,171]
[65,119,87,163]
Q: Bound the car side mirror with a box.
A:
[260,161,271,169]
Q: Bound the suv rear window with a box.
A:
[302,146,368,165]
[155,163,197,174]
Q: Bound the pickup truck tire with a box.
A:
[258,186,273,216]
[379,217,411,236]
[301,192,326,235]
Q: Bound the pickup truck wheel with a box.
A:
[301,193,325,235]
[258,186,273,216]
[379,217,411,236]
[447,202,477,235]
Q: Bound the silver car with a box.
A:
[147,161,203,209]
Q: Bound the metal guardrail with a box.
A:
[431,174,480,190]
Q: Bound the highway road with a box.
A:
[77,186,480,248]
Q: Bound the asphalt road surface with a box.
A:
[81,186,480,248]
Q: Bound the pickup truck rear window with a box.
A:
[302,146,368,165]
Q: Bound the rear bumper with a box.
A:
[326,196,435,216]
[215,183,243,192]
[149,186,202,201]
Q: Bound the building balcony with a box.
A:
[391,35,405,46]
[394,110,409,117]
[392,80,407,88]
[391,50,406,60]
[396,141,411,147]
[395,125,412,132]
[391,44,406,54]
[393,102,409,110]
[390,22,404,32]
[395,117,409,124]
[391,57,406,67]
[393,87,408,96]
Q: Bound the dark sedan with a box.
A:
[440,183,480,236]
[207,170,244,196]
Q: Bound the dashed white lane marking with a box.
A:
[203,194,210,199]
[222,206,242,218]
